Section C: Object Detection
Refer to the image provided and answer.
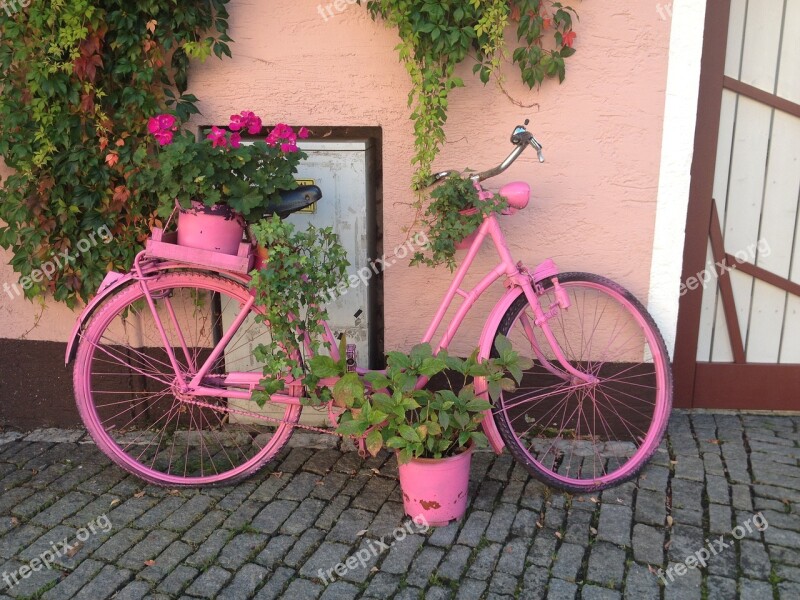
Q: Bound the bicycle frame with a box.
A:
[115,184,596,453]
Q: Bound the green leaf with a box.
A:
[308,355,341,378]
[366,430,384,457]
[399,425,421,443]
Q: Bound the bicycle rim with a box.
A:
[490,273,672,492]
[74,271,299,486]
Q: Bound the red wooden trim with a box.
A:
[673,0,732,408]
[723,76,800,119]
[708,203,747,364]
[725,254,800,297]
[693,363,800,411]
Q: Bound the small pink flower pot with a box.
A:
[177,203,245,255]
[397,445,473,527]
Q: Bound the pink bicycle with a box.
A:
[66,122,672,492]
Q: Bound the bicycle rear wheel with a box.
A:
[74,271,300,486]
[487,273,672,492]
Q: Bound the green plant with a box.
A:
[248,216,350,405]
[0,1,232,306]
[362,0,578,188]
[410,173,507,270]
[137,113,309,223]
[312,335,532,464]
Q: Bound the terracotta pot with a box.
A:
[397,445,473,527]
[177,202,244,255]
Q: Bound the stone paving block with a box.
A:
[281,498,326,536]
[350,477,396,512]
[107,496,160,528]
[544,506,566,531]
[134,496,186,529]
[486,503,517,543]
[473,480,503,511]
[456,578,488,600]
[221,499,263,531]
[214,484,256,512]
[252,566,293,600]
[279,472,322,501]
[38,557,101,600]
[139,540,193,583]
[315,495,350,530]
[512,509,538,539]
[11,490,57,520]
[182,510,227,544]
[283,577,324,599]
[367,502,406,538]
[776,563,800,582]
[634,489,666,527]
[311,471,349,501]
[326,508,373,543]
[112,580,151,600]
[319,579,360,600]
[24,430,83,444]
[299,542,351,580]
[184,565,232,599]
[778,580,800,599]
[379,533,424,574]
[667,524,704,565]
[582,585,622,600]
[77,466,128,495]
[597,504,632,546]
[428,520,460,547]
[405,546,445,588]
[0,488,34,514]
[632,524,664,566]
[739,578,774,600]
[663,562,702,600]
[251,499,298,535]
[0,524,45,559]
[709,503,732,534]
[394,587,424,600]
[520,480,547,511]
[587,541,626,588]
[466,542,501,580]
[341,471,371,497]
[501,479,525,505]
[93,527,146,562]
[488,570,518,595]
[217,563,269,600]
[550,542,584,582]
[563,507,592,545]
[456,510,491,547]
[706,575,737,600]
[520,566,548,600]
[528,529,558,568]
[623,562,659,600]
[3,559,61,599]
[732,484,754,511]
[739,539,772,579]
[118,529,179,571]
[73,564,133,600]
[185,529,231,569]
[161,494,214,532]
[157,564,198,596]
[546,577,578,599]
[497,537,530,576]
[436,544,471,581]
[340,538,382,584]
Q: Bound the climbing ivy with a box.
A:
[362,0,578,188]
[0,1,231,306]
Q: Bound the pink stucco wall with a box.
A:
[0,0,671,353]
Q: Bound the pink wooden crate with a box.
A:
[145,229,254,275]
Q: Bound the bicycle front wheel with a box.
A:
[488,273,672,492]
[74,271,300,487]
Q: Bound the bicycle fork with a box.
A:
[514,261,599,386]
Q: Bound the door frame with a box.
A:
[673,0,800,410]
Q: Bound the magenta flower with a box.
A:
[266,124,302,152]
[298,127,310,139]
[230,132,242,149]
[281,142,299,153]
[158,114,177,131]
[154,131,174,146]
[230,111,263,135]
[207,126,228,148]
[147,117,161,135]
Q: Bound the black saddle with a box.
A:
[264,185,322,219]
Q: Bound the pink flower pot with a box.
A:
[177,203,245,255]
[397,445,473,527]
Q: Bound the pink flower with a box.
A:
[147,117,161,134]
[230,132,242,148]
[158,114,177,131]
[298,127,310,139]
[154,131,174,146]
[281,142,299,153]
[207,126,228,148]
[230,111,263,135]
[266,123,301,152]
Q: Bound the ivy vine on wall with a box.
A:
[362,0,579,188]
[0,0,231,306]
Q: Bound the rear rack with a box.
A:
[145,228,255,275]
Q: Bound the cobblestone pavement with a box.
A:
[0,411,797,599]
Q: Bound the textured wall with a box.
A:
[0,0,671,355]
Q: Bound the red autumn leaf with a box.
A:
[80,93,95,113]
[98,137,109,151]
[105,152,119,167]
[113,185,131,204]
[146,19,157,34]
[115,138,126,147]
[563,30,577,48]
[74,53,103,82]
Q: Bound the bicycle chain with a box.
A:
[176,395,338,437]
